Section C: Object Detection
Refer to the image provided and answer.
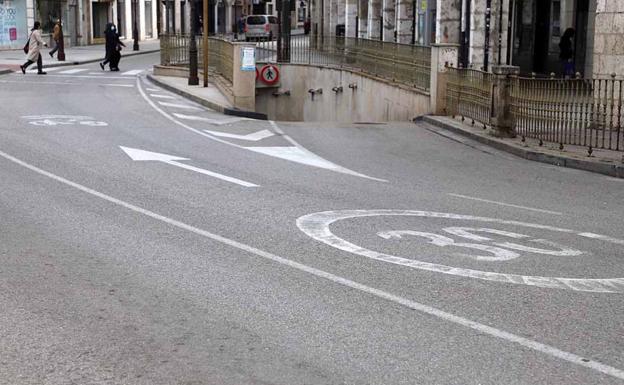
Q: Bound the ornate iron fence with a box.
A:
[510,75,624,151]
[159,34,234,84]
[445,66,493,128]
[255,34,431,92]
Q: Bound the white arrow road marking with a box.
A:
[138,79,385,181]
[119,146,258,187]
[0,148,622,381]
[203,129,274,141]
[158,102,202,110]
[172,113,249,126]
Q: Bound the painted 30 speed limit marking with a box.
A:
[297,210,624,293]
[22,115,108,127]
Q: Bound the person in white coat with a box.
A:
[20,21,48,75]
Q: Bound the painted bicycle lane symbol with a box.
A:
[296,210,624,293]
[22,115,108,127]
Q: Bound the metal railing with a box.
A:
[445,66,493,128]
[160,33,234,84]
[255,34,432,92]
[510,75,624,151]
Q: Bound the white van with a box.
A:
[245,15,279,41]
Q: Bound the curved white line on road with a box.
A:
[0,148,622,380]
[137,77,385,182]
[296,209,624,293]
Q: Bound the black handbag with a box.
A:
[23,32,32,54]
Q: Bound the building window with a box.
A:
[38,0,68,34]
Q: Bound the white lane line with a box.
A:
[88,72,105,75]
[204,129,274,141]
[579,232,624,245]
[58,68,89,74]
[121,69,143,76]
[0,148,621,382]
[146,87,160,92]
[0,80,134,87]
[138,78,385,181]
[448,193,563,216]
[150,94,176,99]
[158,101,202,110]
[40,74,134,80]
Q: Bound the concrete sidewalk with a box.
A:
[0,39,160,72]
[424,115,624,178]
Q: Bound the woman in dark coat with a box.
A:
[559,28,575,78]
[99,23,125,71]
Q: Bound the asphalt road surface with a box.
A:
[1,53,623,385]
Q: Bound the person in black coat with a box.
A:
[99,23,125,71]
[559,28,575,78]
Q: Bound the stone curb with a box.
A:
[423,115,624,179]
[146,73,268,120]
[0,68,11,76]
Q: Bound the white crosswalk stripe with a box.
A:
[58,68,89,74]
[121,69,143,76]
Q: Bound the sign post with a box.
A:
[202,0,209,87]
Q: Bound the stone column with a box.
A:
[490,65,520,137]
[231,42,257,110]
[396,0,412,43]
[345,0,358,37]
[435,0,460,44]
[139,0,146,40]
[430,43,460,114]
[226,2,234,33]
[367,0,381,39]
[382,0,395,41]
[592,0,624,78]
[358,0,368,38]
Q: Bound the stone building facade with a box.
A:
[311,0,624,79]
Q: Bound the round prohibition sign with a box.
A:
[296,210,624,293]
[259,64,279,85]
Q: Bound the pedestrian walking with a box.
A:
[49,19,61,58]
[20,21,48,75]
[99,23,125,71]
[559,28,575,79]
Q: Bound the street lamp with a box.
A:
[188,0,199,85]
[57,0,65,61]
[133,0,140,50]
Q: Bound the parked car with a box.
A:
[245,15,279,41]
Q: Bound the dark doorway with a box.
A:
[575,0,589,76]
[533,0,550,73]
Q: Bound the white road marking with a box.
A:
[579,232,624,245]
[448,193,563,215]
[58,68,89,74]
[121,69,143,76]
[145,87,160,91]
[137,78,385,181]
[172,113,247,125]
[0,149,621,381]
[88,72,105,75]
[39,74,136,80]
[296,210,624,293]
[0,79,134,87]
[204,129,274,141]
[158,101,202,110]
[21,115,108,127]
[119,146,258,187]
[24,67,63,73]
[149,94,176,99]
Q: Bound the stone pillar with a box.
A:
[396,0,412,43]
[490,65,519,137]
[367,0,381,39]
[382,0,395,41]
[226,2,234,33]
[345,0,357,37]
[430,43,460,114]
[124,0,133,40]
[358,0,368,37]
[435,0,460,44]
[592,0,624,78]
[139,0,146,40]
[231,42,257,110]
